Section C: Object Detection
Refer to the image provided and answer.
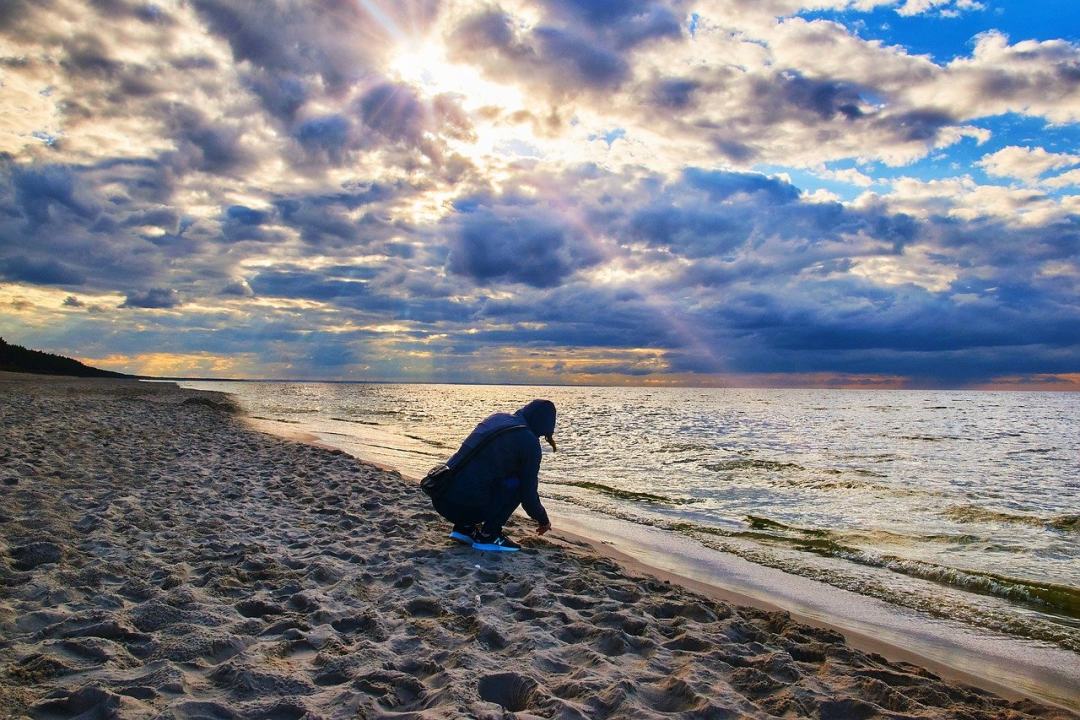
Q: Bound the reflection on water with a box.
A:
[180,381,1080,651]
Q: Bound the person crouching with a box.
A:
[431,399,556,552]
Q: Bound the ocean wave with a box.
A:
[944,505,1079,533]
[330,417,380,426]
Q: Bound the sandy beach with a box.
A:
[1,375,1075,720]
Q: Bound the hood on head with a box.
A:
[516,399,556,438]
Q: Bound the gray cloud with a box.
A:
[121,287,181,308]
[446,195,604,288]
[447,9,637,98]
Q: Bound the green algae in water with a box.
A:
[745,515,829,537]
[562,481,698,505]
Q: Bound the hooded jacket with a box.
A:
[442,400,555,526]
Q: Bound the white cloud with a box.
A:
[870,175,1071,226]
[818,167,876,186]
[1042,167,1080,189]
[920,32,1080,124]
[897,0,985,17]
[977,146,1080,184]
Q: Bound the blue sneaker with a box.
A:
[449,525,478,545]
[472,532,520,552]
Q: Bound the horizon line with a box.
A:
[147,375,1080,393]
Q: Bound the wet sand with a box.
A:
[1,374,1075,719]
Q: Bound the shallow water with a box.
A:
[180,381,1080,654]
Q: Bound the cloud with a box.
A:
[220,278,254,297]
[896,0,985,17]
[1,256,86,285]
[978,146,1080,184]
[165,105,253,175]
[1042,168,1080,189]
[446,197,603,287]
[12,165,98,225]
[121,287,182,308]
[916,32,1080,125]
[447,9,634,98]
[538,0,683,49]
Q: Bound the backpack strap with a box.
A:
[447,423,528,473]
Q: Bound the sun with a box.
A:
[386,37,524,111]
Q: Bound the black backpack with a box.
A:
[420,423,527,499]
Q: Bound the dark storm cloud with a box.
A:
[650,78,699,109]
[288,86,474,170]
[881,109,955,142]
[275,199,379,249]
[447,9,637,97]
[683,279,1080,384]
[0,157,232,294]
[683,168,801,204]
[473,284,683,350]
[60,33,123,78]
[165,105,252,175]
[220,205,282,244]
[632,62,972,167]
[758,72,865,121]
[294,115,354,164]
[359,83,427,143]
[248,266,473,324]
[12,166,98,225]
[250,270,369,302]
[445,196,603,288]
[533,28,630,89]
[618,168,913,261]
[1,256,86,285]
[192,0,371,91]
[121,287,181,308]
[540,0,683,46]
[0,0,39,30]
[244,70,310,123]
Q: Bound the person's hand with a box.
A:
[537,522,552,535]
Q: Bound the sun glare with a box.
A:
[386,38,524,111]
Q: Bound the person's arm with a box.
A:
[518,441,550,529]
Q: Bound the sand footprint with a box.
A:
[476,671,541,714]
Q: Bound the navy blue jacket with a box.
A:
[443,400,554,526]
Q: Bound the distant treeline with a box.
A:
[0,337,131,378]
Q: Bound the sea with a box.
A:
[178,381,1080,685]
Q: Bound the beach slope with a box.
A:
[0,375,1073,719]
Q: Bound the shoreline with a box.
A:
[1,373,1076,718]
[236,386,1079,713]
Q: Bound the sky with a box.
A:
[0,0,1078,389]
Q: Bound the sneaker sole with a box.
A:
[471,542,519,552]
[448,531,474,545]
